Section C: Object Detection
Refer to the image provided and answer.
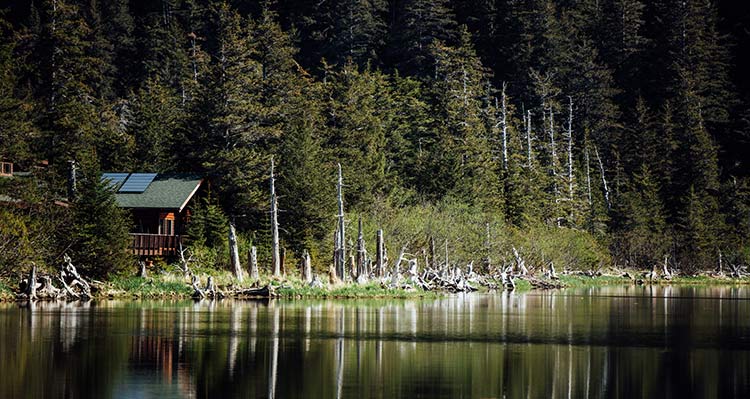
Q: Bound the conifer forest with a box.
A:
[1,0,749,279]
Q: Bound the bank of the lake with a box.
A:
[3,269,750,302]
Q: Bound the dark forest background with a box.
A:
[1,0,749,276]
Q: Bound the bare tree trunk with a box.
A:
[229,222,243,282]
[191,275,205,299]
[501,82,508,169]
[512,247,528,275]
[139,260,147,278]
[356,217,368,282]
[178,242,192,277]
[429,236,436,270]
[336,163,346,282]
[271,158,281,277]
[249,246,259,280]
[376,229,384,278]
[527,110,533,168]
[585,147,592,206]
[567,97,574,200]
[444,240,449,274]
[550,109,559,201]
[593,144,611,210]
[302,250,312,283]
[484,222,492,270]
[28,264,38,300]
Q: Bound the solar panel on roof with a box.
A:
[101,173,130,190]
[118,173,157,193]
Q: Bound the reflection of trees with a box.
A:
[0,287,749,398]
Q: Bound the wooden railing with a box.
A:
[130,234,183,256]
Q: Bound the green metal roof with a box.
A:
[111,173,203,211]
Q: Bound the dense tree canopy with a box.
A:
[1,0,749,273]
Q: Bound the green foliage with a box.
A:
[70,167,132,277]
[0,0,747,275]
[186,196,229,250]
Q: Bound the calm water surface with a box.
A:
[0,285,749,398]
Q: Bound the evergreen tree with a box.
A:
[0,13,38,164]
[386,0,458,77]
[426,27,500,209]
[36,0,105,172]
[128,77,182,171]
[70,166,132,277]
[327,0,387,67]
[323,61,388,208]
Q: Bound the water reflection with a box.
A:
[0,286,749,398]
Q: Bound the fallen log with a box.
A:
[235,285,274,298]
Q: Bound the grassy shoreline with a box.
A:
[1,270,749,302]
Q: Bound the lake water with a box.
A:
[0,285,749,398]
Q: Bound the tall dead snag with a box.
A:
[229,222,243,282]
[444,240,449,274]
[271,158,281,277]
[584,146,593,206]
[249,246,259,280]
[567,97,574,200]
[549,108,558,197]
[27,264,38,300]
[356,217,368,283]
[429,236,436,270]
[526,110,533,168]
[500,82,508,170]
[593,144,611,210]
[376,229,384,278]
[302,250,312,283]
[334,163,346,282]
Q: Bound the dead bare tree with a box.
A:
[229,222,243,282]
[271,158,281,277]
[249,246,259,280]
[334,163,346,282]
[356,217,368,283]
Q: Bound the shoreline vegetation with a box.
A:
[3,269,749,303]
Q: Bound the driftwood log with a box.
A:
[18,255,93,301]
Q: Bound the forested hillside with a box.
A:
[1,0,749,276]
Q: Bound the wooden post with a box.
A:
[229,222,243,282]
[336,163,346,282]
[376,229,384,278]
[271,158,281,277]
[249,246,259,280]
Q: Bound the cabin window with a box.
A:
[159,213,175,235]
[0,162,11,176]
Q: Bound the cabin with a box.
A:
[103,173,204,257]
